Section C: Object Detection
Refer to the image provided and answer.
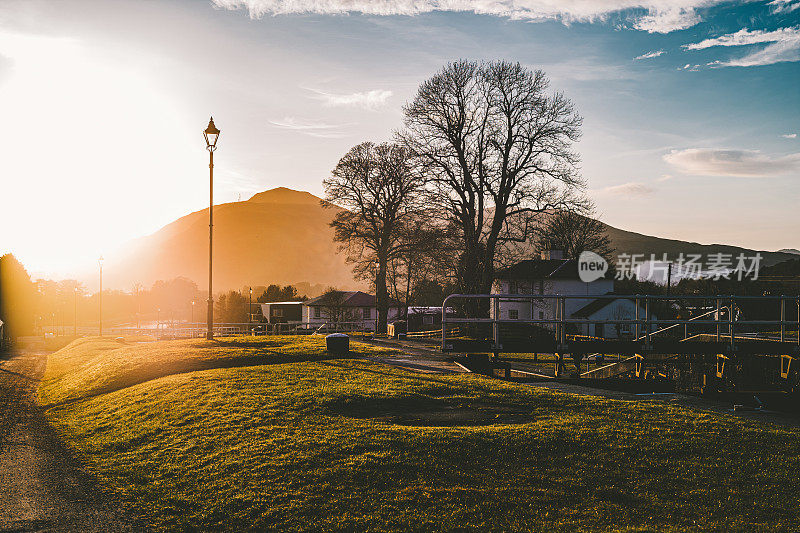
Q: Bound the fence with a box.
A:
[441,293,800,354]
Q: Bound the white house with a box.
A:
[492,251,614,324]
[492,251,656,339]
[301,291,401,331]
[570,298,654,339]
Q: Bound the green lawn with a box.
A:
[41,337,800,531]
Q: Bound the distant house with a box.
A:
[492,250,614,324]
[405,306,450,332]
[571,298,655,339]
[492,251,655,339]
[302,291,402,331]
[259,302,303,324]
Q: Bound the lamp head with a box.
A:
[204,117,220,150]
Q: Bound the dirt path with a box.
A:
[0,349,141,532]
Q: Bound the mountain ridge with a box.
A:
[104,187,796,292]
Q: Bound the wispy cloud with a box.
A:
[783,133,798,138]
[268,117,354,138]
[634,49,665,60]
[664,148,800,177]
[602,182,656,197]
[305,88,393,110]
[683,26,800,67]
[633,7,700,33]
[213,1,727,33]
[769,0,800,14]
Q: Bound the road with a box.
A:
[0,348,141,532]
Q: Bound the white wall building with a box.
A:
[492,252,614,325]
[492,252,656,339]
[301,290,401,331]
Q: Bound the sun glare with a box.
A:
[0,32,207,278]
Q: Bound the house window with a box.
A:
[363,307,371,319]
[273,308,284,318]
[509,281,517,294]
[539,311,544,320]
[509,309,519,320]
[313,306,321,319]
[423,315,434,325]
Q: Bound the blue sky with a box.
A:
[0,0,797,277]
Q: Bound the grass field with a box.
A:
[41,336,800,531]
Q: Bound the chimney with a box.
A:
[540,249,564,260]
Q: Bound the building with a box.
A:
[492,251,656,339]
[492,250,614,325]
[405,306,452,332]
[302,291,402,331]
[259,302,303,324]
[570,298,653,339]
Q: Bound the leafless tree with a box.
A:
[319,288,354,325]
[400,60,587,308]
[386,214,454,315]
[536,210,614,261]
[323,142,425,332]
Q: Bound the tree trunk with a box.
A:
[376,259,389,334]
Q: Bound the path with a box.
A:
[0,349,141,532]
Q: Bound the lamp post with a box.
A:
[74,287,78,336]
[98,256,104,337]
[204,117,220,340]
[248,287,252,330]
[191,300,195,324]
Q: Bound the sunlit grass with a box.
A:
[41,337,800,531]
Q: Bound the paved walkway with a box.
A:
[0,349,141,532]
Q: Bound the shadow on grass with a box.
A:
[324,393,539,427]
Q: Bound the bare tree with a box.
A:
[318,288,354,325]
[386,215,453,315]
[536,210,613,261]
[400,60,587,307]
[323,142,425,332]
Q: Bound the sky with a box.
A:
[0,0,798,280]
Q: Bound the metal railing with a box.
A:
[441,293,800,353]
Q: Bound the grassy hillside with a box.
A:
[39,336,403,407]
[41,337,800,531]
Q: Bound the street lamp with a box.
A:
[204,117,220,340]
[191,300,195,324]
[98,256,104,337]
[248,287,252,330]
[74,287,78,337]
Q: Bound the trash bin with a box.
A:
[326,333,349,355]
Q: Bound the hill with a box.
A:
[106,187,363,293]
[105,187,795,291]
[602,224,794,267]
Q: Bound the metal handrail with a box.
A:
[441,293,800,353]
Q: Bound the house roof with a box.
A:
[304,290,402,308]
[261,301,304,305]
[496,258,612,281]
[570,298,646,318]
